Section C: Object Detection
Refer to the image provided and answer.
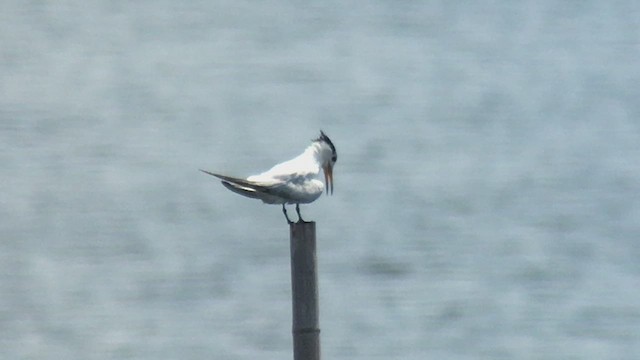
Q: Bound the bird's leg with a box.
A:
[295,203,305,223]
[282,204,293,225]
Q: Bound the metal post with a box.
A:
[289,221,320,360]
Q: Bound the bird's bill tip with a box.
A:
[323,164,334,195]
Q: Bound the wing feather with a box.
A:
[199,169,274,189]
[199,169,288,203]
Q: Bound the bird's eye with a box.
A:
[332,155,337,162]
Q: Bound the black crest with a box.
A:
[316,130,337,158]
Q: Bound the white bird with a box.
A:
[201,131,337,224]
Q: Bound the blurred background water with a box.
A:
[2,1,640,359]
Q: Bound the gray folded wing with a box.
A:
[200,169,286,204]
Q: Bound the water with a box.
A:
[2,1,640,359]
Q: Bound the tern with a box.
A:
[200,131,337,224]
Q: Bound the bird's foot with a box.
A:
[295,204,307,223]
[282,205,294,225]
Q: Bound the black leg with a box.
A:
[295,203,305,223]
[282,204,293,225]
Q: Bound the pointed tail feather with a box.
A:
[199,169,239,183]
[199,169,271,191]
[220,180,266,200]
[200,169,285,204]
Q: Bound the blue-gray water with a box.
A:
[2,1,639,359]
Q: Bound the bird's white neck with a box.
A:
[301,141,331,167]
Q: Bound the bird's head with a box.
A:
[315,130,337,195]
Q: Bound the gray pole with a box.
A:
[289,221,320,360]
